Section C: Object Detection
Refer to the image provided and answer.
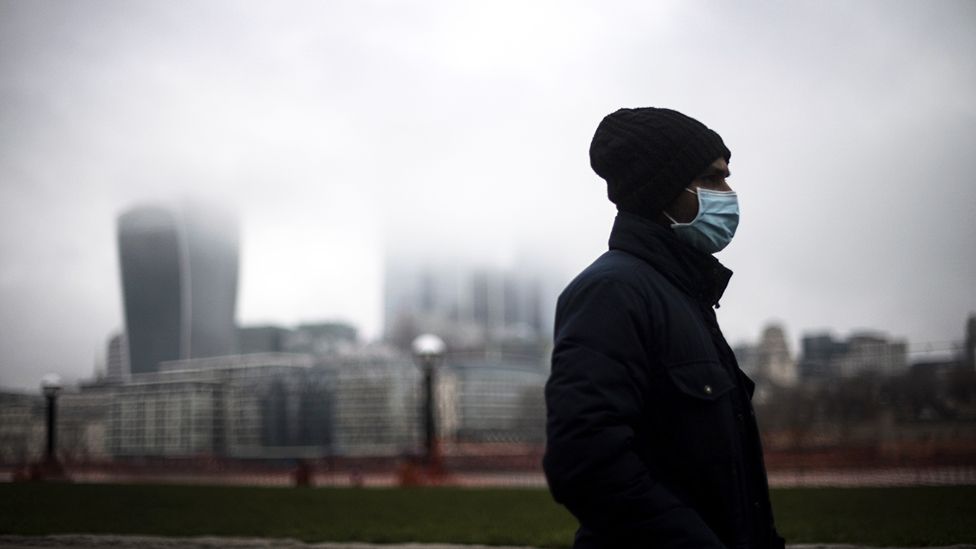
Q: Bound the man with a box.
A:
[543,107,785,549]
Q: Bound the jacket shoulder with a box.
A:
[560,250,670,304]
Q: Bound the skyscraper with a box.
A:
[117,202,239,375]
[105,331,130,381]
[756,324,798,387]
[383,257,547,356]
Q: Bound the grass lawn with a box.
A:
[1,484,974,547]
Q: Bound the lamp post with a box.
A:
[40,374,62,464]
[411,334,445,468]
[37,373,69,481]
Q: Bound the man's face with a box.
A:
[661,157,732,224]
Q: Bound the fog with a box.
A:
[1,0,974,389]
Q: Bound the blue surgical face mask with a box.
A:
[664,188,740,254]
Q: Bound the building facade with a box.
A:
[757,324,798,387]
[105,332,130,381]
[799,331,909,379]
[383,258,548,359]
[117,202,239,375]
[109,353,334,459]
[446,361,546,443]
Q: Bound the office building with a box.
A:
[383,258,548,358]
[447,360,546,443]
[105,332,130,381]
[799,331,908,379]
[109,353,334,458]
[117,202,239,375]
[756,324,798,387]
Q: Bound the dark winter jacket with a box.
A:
[543,211,785,549]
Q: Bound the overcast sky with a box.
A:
[1,0,974,390]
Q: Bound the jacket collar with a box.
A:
[608,211,733,307]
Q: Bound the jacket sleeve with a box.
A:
[543,277,727,549]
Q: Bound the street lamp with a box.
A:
[40,373,62,467]
[411,334,445,467]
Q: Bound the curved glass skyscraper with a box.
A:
[118,202,239,375]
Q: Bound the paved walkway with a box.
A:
[1,536,974,549]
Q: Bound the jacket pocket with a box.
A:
[661,360,738,465]
[665,360,735,401]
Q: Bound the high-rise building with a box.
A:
[756,324,798,387]
[799,330,908,379]
[383,258,547,357]
[117,202,239,375]
[105,331,130,381]
[836,332,907,377]
[798,333,847,379]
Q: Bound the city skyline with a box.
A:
[1,1,975,390]
[0,189,972,391]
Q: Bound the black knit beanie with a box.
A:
[589,107,731,219]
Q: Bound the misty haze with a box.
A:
[1,1,975,546]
